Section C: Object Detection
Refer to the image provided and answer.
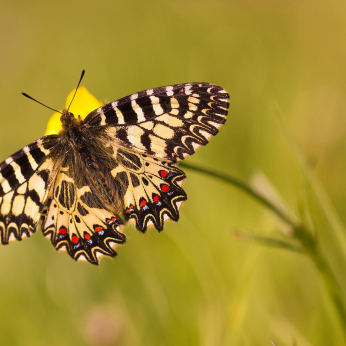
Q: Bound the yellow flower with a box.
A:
[44,87,103,136]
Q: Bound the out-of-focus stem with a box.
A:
[180,162,296,227]
[180,161,346,340]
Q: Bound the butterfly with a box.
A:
[0,72,229,264]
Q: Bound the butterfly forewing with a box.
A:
[0,137,60,243]
[85,83,229,161]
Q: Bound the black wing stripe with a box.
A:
[135,96,155,120]
[84,83,229,129]
[15,153,35,180]
[0,138,57,198]
[29,147,46,165]
[102,103,118,124]
[27,189,41,206]
[1,164,19,190]
[117,102,138,124]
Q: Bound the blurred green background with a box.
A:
[1,1,346,345]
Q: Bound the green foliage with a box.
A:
[1,0,346,345]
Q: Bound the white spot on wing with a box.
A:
[140,121,154,130]
[187,96,199,104]
[24,196,39,219]
[45,232,52,240]
[184,111,194,119]
[36,139,50,155]
[131,100,146,122]
[170,97,179,109]
[12,195,25,216]
[188,102,198,111]
[100,113,107,125]
[108,241,117,249]
[192,142,201,151]
[77,254,88,262]
[17,182,27,194]
[114,107,125,124]
[208,120,221,128]
[9,232,17,243]
[58,244,68,252]
[176,200,184,211]
[166,86,174,96]
[153,124,175,139]
[185,85,192,95]
[199,129,212,141]
[150,96,164,115]
[127,126,146,150]
[11,162,25,184]
[26,152,39,171]
[0,174,11,193]
[130,93,138,100]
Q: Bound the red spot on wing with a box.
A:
[160,170,168,178]
[106,217,118,223]
[59,227,67,235]
[94,226,103,232]
[153,195,159,202]
[126,205,134,214]
[72,235,79,243]
[179,88,184,93]
[84,233,91,240]
[161,184,170,192]
[140,199,147,207]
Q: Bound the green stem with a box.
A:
[180,161,346,340]
[180,161,296,227]
[295,224,346,339]
[312,250,346,333]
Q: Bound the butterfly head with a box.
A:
[60,110,74,122]
[60,109,84,132]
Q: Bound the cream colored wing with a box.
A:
[85,83,229,162]
[40,168,125,264]
[0,137,59,244]
[104,147,186,231]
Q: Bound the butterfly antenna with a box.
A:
[22,93,63,114]
[67,69,85,112]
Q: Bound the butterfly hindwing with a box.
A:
[0,137,59,244]
[85,83,229,161]
[108,147,186,231]
[80,82,229,233]
[41,169,126,264]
